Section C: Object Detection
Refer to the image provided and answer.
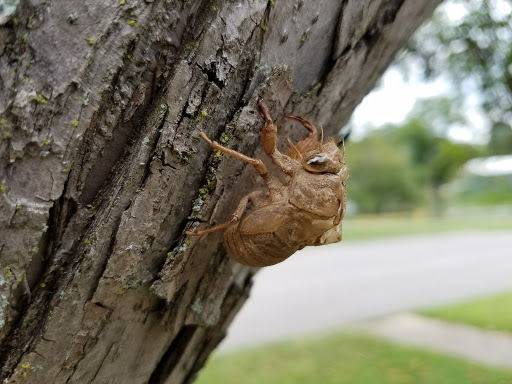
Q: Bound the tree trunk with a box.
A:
[0,0,441,382]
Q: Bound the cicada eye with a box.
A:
[307,156,327,165]
[303,155,331,173]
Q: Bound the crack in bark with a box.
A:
[84,215,124,306]
[77,47,144,205]
[316,1,348,94]
[77,97,169,305]
[64,305,115,383]
[0,201,61,375]
[148,325,199,384]
[135,104,169,192]
[182,273,254,384]
[0,187,96,379]
[362,0,407,51]
[88,342,116,384]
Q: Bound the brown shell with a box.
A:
[186,103,348,267]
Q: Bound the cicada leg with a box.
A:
[185,191,266,236]
[256,103,301,175]
[198,131,268,175]
[198,130,284,196]
[257,103,278,157]
[284,115,318,138]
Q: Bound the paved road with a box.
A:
[220,230,512,350]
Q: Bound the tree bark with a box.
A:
[0,0,441,382]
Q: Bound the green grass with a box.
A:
[342,214,512,241]
[196,333,512,384]
[420,291,512,334]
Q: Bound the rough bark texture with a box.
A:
[0,0,441,382]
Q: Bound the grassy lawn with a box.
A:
[342,214,512,241]
[196,332,512,384]
[420,291,512,334]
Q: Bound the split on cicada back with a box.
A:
[284,115,321,161]
[285,115,347,164]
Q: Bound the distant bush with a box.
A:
[452,174,512,206]
[346,114,481,214]
[346,137,423,213]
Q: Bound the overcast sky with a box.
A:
[351,0,495,144]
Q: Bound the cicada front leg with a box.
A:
[284,115,318,138]
[284,114,322,157]
[256,103,300,175]
[257,103,278,156]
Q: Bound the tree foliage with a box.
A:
[348,100,481,214]
[405,0,512,154]
[390,114,480,188]
[347,136,422,213]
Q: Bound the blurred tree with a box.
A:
[350,99,480,214]
[455,174,512,205]
[405,97,467,138]
[347,136,423,214]
[389,103,481,213]
[430,140,480,188]
[488,122,512,154]
[405,0,512,155]
[390,118,437,166]
[429,139,480,213]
